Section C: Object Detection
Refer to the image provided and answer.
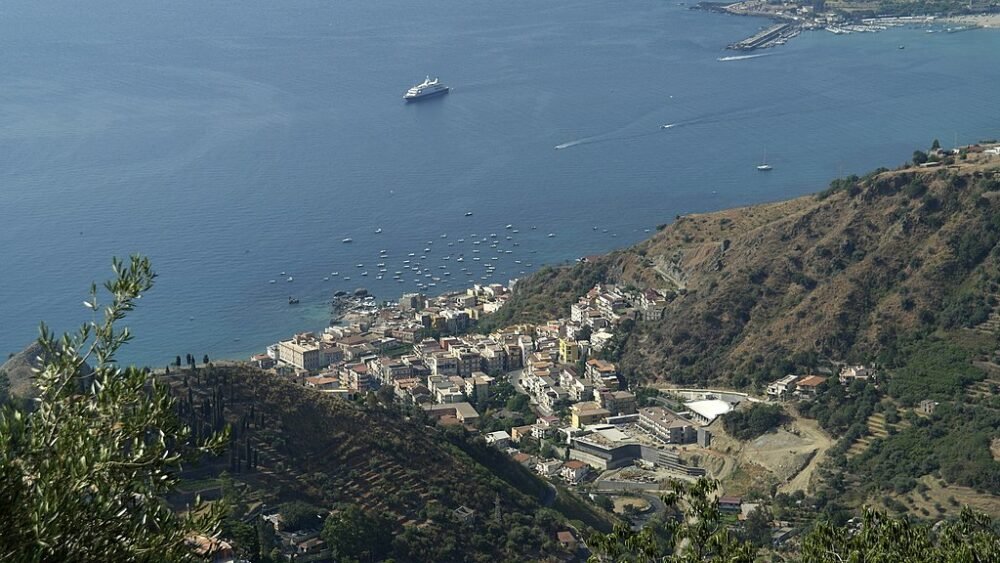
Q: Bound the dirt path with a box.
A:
[779,417,833,494]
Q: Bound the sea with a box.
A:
[1,0,998,367]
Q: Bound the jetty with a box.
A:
[728,23,793,51]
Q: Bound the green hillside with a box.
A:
[162,364,606,562]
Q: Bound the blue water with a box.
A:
[1,0,998,366]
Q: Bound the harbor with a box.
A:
[727,23,797,51]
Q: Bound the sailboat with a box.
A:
[757,149,772,171]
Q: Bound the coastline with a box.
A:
[940,14,1000,28]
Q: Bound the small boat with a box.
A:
[356,263,364,268]
[505,224,513,229]
[361,272,368,276]
[288,296,300,305]
[375,228,382,234]
[465,211,473,216]
[331,271,339,276]
[342,238,353,243]
[757,149,772,171]
[269,279,276,284]
[287,276,294,282]
[343,276,351,280]
[547,233,555,238]
[898,45,905,49]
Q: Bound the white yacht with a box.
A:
[404,76,449,101]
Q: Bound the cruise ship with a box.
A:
[404,76,449,101]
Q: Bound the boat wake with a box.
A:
[555,126,670,150]
[717,53,771,62]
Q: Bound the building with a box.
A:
[599,390,637,415]
[839,365,875,385]
[510,424,535,444]
[423,402,480,425]
[485,430,511,448]
[683,399,733,425]
[767,375,798,397]
[536,459,563,476]
[571,401,611,428]
[277,333,340,372]
[638,407,697,444]
[557,530,577,551]
[561,460,589,483]
[795,375,827,397]
[585,359,619,387]
[399,292,426,311]
[570,427,642,470]
[718,496,742,512]
[559,338,581,364]
[919,399,939,415]
[697,427,712,447]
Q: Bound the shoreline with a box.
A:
[940,14,1000,28]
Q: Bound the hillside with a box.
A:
[498,151,1000,388]
[162,364,604,562]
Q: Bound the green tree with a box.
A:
[801,506,1000,562]
[740,507,772,548]
[277,500,324,532]
[588,478,756,562]
[0,370,8,404]
[0,256,227,561]
[321,504,393,562]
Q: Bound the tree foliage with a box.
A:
[587,479,755,562]
[320,504,393,562]
[589,479,1000,562]
[721,403,788,441]
[0,256,227,561]
[801,506,1000,562]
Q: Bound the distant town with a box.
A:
[698,1,1000,52]
[247,275,882,548]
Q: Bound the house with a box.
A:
[767,374,798,397]
[453,505,476,523]
[250,353,275,370]
[535,459,563,477]
[510,424,536,444]
[512,452,534,467]
[718,496,742,512]
[423,402,480,425]
[839,365,875,385]
[296,537,325,555]
[919,399,939,415]
[561,460,589,483]
[485,430,511,448]
[795,375,827,397]
[557,530,577,551]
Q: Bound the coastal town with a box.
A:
[245,274,884,556]
[698,1,1000,52]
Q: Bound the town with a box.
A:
[246,277,883,556]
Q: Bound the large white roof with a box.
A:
[684,399,732,422]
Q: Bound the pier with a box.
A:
[727,23,792,51]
